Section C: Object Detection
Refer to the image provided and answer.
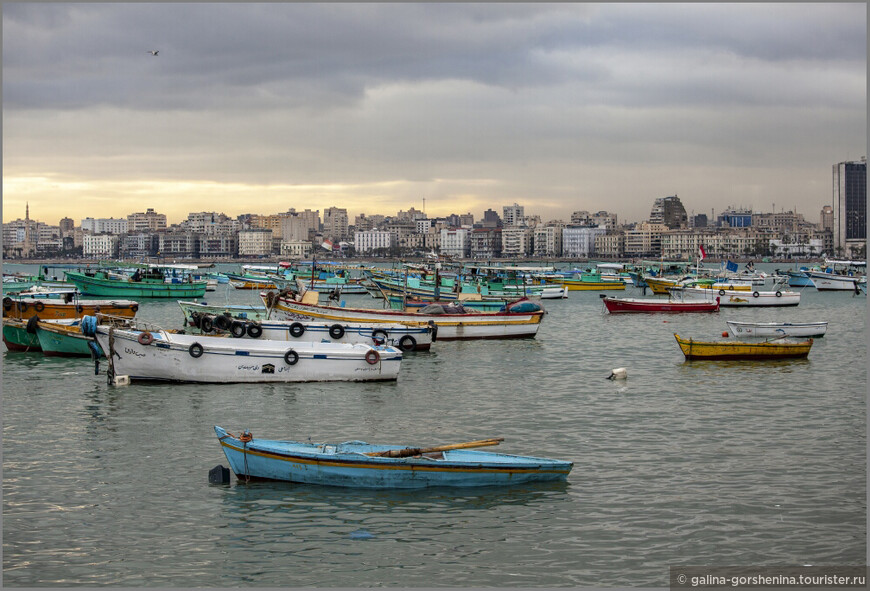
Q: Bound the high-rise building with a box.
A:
[832,158,866,255]
[819,205,834,232]
[502,203,525,227]
[650,195,688,229]
[323,207,349,240]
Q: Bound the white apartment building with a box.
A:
[440,228,471,258]
[769,238,824,258]
[83,234,120,258]
[354,230,392,253]
[238,229,274,256]
[416,219,433,234]
[562,226,606,258]
[81,217,129,234]
[280,240,314,259]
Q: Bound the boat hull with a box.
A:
[672,288,800,307]
[2,298,139,320]
[65,271,207,298]
[2,318,42,352]
[178,302,434,351]
[602,296,719,313]
[268,297,544,341]
[805,272,861,291]
[214,427,572,488]
[547,278,625,291]
[35,319,104,357]
[93,327,402,383]
[674,333,812,360]
[725,321,827,338]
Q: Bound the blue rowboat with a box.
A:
[214,426,573,488]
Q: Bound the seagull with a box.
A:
[148,50,159,56]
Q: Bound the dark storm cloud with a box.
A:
[5,3,862,112]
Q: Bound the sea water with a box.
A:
[2,263,866,586]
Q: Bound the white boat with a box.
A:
[670,286,800,307]
[804,270,862,291]
[726,320,828,338]
[178,301,435,351]
[265,293,545,341]
[91,324,402,383]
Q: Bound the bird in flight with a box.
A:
[148,50,159,56]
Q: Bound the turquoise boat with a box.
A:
[35,318,104,358]
[2,317,41,352]
[215,426,573,488]
[65,270,207,298]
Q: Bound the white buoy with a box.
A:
[607,368,627,380]
[113,375,131,386]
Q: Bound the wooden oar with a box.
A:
[366,437,505,458]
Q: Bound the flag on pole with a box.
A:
[321,239,333,251]
[698,244,706,260]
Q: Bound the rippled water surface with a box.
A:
[3,263,866,586]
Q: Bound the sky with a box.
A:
[2,2,866,227]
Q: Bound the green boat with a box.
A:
[2,317,41,352]
[65,270,207,298]
[35,318,104,358]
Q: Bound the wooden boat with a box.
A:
[65,270,207,298]
[674,333,813,360]
[725,320,827,338]
[266,292,545,341]
[2,317,42,352]
[178,301,271,322]
[543,272,626,291]
[178,301,435,351]
[91,324,402,383]
[601,294,719,313]
[670,287,800,307]
[388,295,512,312]
[34,318,105,357]
[226,273,281,290]
[2,297,139,320]
[214,426,573,488]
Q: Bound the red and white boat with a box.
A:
[600,294,720,314]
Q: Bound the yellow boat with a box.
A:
[645,276,751,294]
[644,276,683,294]
[674,333,813,360]
[546,278,626,291]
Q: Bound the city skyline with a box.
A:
[3,3,866,225]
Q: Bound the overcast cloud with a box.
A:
[3,2,866,225]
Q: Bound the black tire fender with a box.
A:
[328,324,345,340]
[398,335,417,351]
[284,349,299,365]
[230,321,246,338]
[289,322,305,338]
[189,342,204,358]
